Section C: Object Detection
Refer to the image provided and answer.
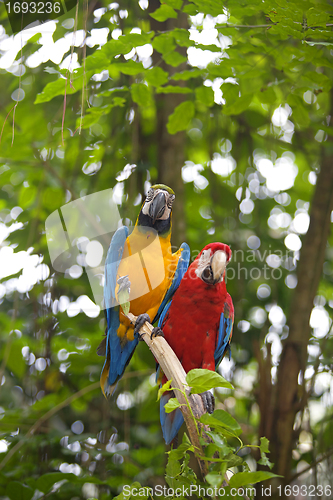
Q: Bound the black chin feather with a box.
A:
[137,211,171,235]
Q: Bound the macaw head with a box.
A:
[138,184,175,234]
[195,242,232,285]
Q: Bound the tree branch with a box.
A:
[288,448,333,483]
[127,312,210,477]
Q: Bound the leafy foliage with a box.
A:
[0,0,332,497]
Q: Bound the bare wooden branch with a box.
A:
[127,312,209,477]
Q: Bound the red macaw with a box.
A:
[152,242,234,445]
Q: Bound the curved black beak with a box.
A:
[149,192,166,223]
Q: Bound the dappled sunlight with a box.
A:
[0,0,332,495]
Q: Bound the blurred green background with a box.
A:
[0,0,332,498]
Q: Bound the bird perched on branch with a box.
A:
[152,242,234,445]
[98,184,190,397]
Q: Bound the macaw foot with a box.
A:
[134,313,151,340]
[150,327,164,340]
[200,391,215,414]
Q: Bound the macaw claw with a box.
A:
[151,327,164,340]
[134,313,151,340]
[200,391,215,414]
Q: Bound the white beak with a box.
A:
[211,250,228,282]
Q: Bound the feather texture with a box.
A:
[98,186,191,397]
[157,242,234,444]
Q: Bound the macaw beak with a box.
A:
[211,250,228,282]
[201,250,228,285]
[149,192,166,223]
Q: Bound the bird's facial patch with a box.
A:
[196,249,228,285]
[142,188,175,223]
[195,248,212,280]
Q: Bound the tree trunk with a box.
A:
[257,108,333,496]
[149,0,188,247]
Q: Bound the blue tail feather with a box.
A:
[160,392,184,445]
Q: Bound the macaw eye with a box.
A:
[146,188,154,202]
[201,250,209,259]
[167,194,175,209]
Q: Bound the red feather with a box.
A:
[160,242,233,378]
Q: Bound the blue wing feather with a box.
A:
[157,300,172,329]
[214,309,233,368]
[153,242,190,323]
[102,226,139,390]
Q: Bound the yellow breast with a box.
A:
[116,227,180,341]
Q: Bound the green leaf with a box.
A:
[200,409,242,436]
[205,430,229,450]
[205,472,223,488]
[42,187,64,210]
[156,86,192,94]
[223,94,253,115]
[221,82,239,103]
[152,33,175,54]
[229,471,281,488]
[208,59,233,79]
[166,455,181,477]
[163,51,187,67]
[171,68,204,80]
[36,473,77,493]
[157,379,173,400]
[259,437,273,469]
[164,0,183,8]
[195,43,222,53]
[120,32,154,49]
[35,71,93,104]
[168,442,193,460]
[186,368,233,393]
[173,28,191,47]
[304,71,332,92]
[260,436,270,453]
[150,4,177,22]
[258,455,274,469]
[225,453,244,467]
[6,482,33,500]
[19,186,37,208]
[307,7,329,28]
[145,67,169,87]
[195,86,215,107]
[167,101,195,134]
[102,39,132,58]
[85,51,111,72]
[287,94,311,128]
[131,83,152,107]
[258,87,277,105]
[7,341,26,378]
[164,397,181,413]
[112,60,144,76]
[243,110,267,128]
[112,97,126,107]
[183,3,198,15]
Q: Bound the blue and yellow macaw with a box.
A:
[98,184,190,396]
